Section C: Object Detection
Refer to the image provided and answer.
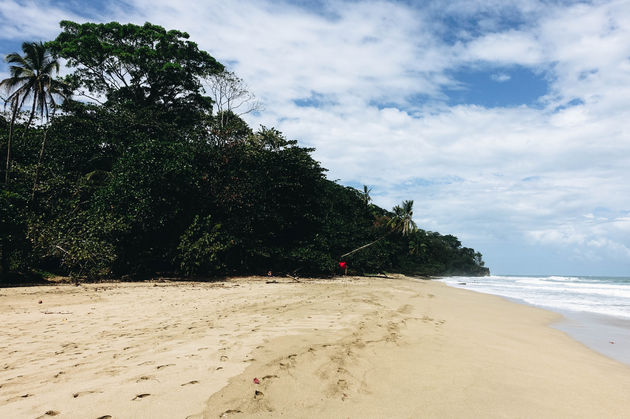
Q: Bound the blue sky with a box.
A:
[2,0,630,276]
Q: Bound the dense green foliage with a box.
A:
[0,21,489,282]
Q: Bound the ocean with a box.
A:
[439,275,630,366]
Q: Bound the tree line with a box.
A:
[0,21,489,282]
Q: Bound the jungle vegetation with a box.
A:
[0,21,489,282]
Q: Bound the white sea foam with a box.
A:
[439,275,630,320]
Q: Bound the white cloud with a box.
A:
[462,30,544,66]
[0,0,86,40]
[490,73,511,82]
[528,223,630,261]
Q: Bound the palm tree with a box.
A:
[361,185,372,206]
[340,200,418,258]
[0,41,66,185]
[388,200,417,235]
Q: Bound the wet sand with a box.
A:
[1,276,629,418]
[553,310,630,366]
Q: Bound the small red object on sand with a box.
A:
[253,378,260,384]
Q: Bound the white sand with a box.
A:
[1,276,629,418]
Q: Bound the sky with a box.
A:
[1,0,630,276]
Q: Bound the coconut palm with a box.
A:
[0,41,67,186]
[361,185,372,206]
[388,200,417,235]
[340,200,418,258]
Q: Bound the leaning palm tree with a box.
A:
[341,200,418,258]
[0,41,67,186]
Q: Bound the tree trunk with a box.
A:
[21,100,37,140]
[5,98,36,185]
[4,102,18,184]
[0,238,10,277]
[31,128,49,200]
[340,230,394,259]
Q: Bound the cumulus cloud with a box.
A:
[462,30,544,66]
[528,218,630,262]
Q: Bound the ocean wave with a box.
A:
[546,275,581,281]
[438,275,630,319]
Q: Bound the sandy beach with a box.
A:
[1,276,629,418]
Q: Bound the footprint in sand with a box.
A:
[132,393,151,400]
[35,410,60,418]
[219,410,242,417]
[96,415,112,419]
[280,354,297,368]
[156,364,174,370]
[254,390,264,400]
[181,380,199,386]
[279,354,298,369]
[72,390,101,398]
[337,379,348,390]
[398,304,413,314]
[220,355,228,362]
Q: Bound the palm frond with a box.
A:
[5,52,28,66]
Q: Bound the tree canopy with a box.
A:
[49,21,223,108]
